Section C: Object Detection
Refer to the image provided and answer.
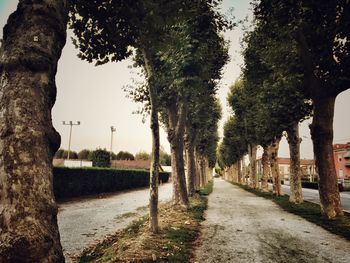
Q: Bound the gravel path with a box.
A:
[57,183,172,261]
[195,178,350,263]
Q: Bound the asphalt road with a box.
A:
[57,183,173,260]
[269,183,350,212]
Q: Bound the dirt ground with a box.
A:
[194,178,350,263]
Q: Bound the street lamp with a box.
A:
[62,121,80,160]
[110,126,116,161]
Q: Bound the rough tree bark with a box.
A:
[296,31,344,218]
[268,138,283,196]
[0,1,68,262]
[185,126,196,196]
[140,49,160,233]
[310,97,343,218]
[248,144,257,188]
[261,146,269,192]
[168,102,189,208]
[287,122,303,204]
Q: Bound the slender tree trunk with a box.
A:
[168,103,189,208]
[185,127,196,196]
[237,159,242,183]
[171,147,180,204]
[194,150,201,191]
[268,138,283,196]
[200,155,206,186]
[140,49,160,233]
[149,106,160,232]
[241,159,247,185]
[248,144,257,188]
[310,96,343,218]
[287,122,303,204]
[198,154,204,187]
[261,146,269,192]
[0,1,68,262]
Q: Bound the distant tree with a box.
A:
[90,149,111,167]
[62,150,78,160]
[160,150,171,166]
[135,151,151,161]
[54,149,65,159]
[115,151,135,160]
[78,149,91,160]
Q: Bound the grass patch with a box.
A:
[233,182,350,241]
[76,182,212,262]
[199,180,214,196]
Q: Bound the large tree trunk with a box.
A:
[140,49,160,233]
[168,103,189,208]
[268,138,283,196]
[261,146,269,192]
[248,144,257,188]
[287,122,303,204]
[310,96,343,218]
[0,1,68,262]
[185,127,196,196]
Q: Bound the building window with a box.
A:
[338,154,342,162]
[339,169,344,178]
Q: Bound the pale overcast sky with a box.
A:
[0,0,349,159]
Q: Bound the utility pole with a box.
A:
[110,126,116,162]
[62,121,80,160]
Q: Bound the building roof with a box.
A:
[277,157,314,165]
[333,143,348,152]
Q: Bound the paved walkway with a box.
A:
[58,183,172,260]
[195,178,350,263]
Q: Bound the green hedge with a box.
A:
[301,181,344,192]
[53,167,170,199]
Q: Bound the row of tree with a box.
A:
[0,1,228,262]
[70,0,230,232]
[54,148,171,165]
[219,0,349,220]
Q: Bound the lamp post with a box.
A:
[62,121,80,160]
[110,126,116,162]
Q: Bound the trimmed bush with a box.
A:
[115,151,135,160]
[53,167,170,199]
[78,149,91,160]
[90,148,111,167]
[301,181,343,192]
[301,181,318,189]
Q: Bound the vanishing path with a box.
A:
[57,183,172,260]
[195,178,350,263]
